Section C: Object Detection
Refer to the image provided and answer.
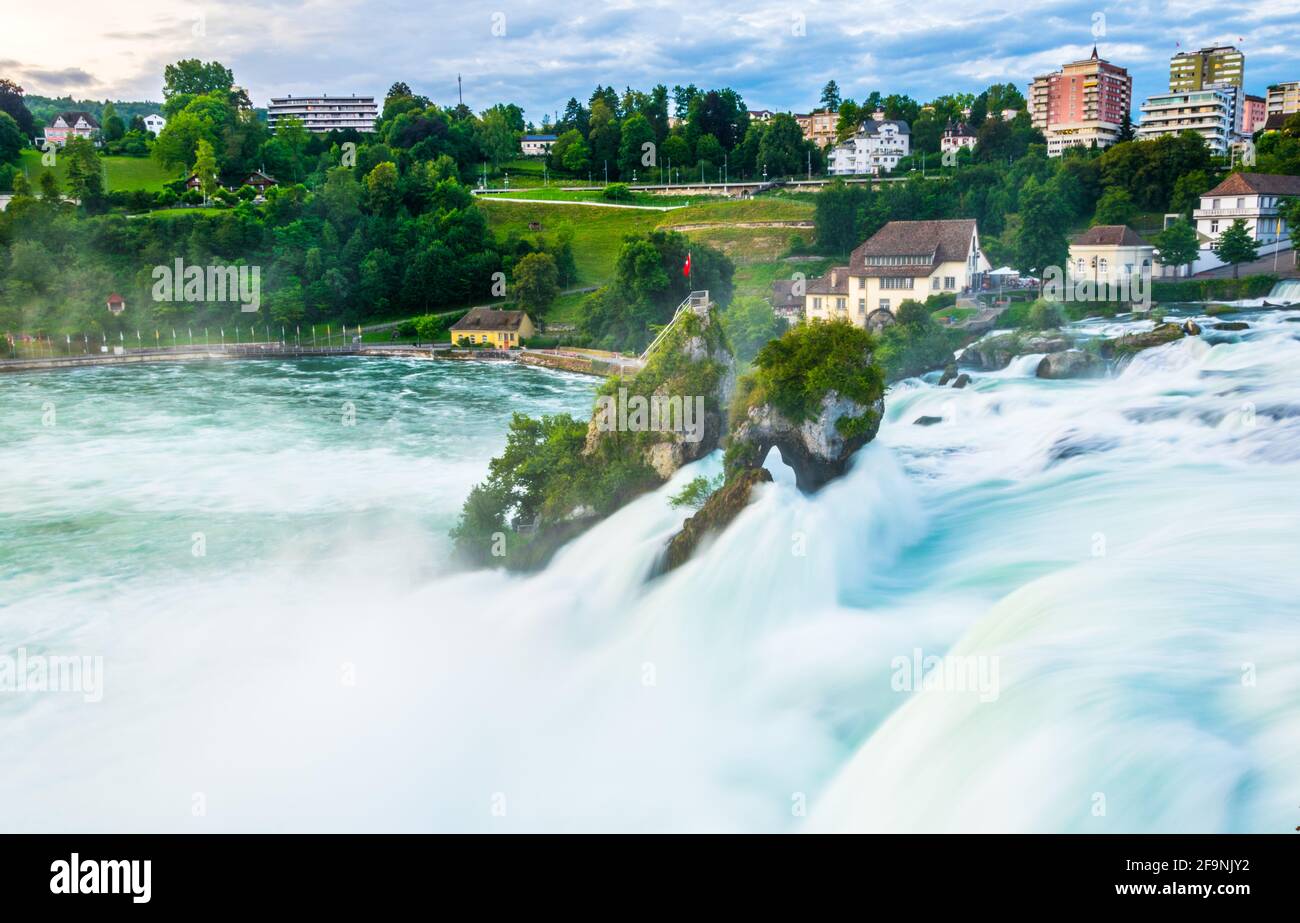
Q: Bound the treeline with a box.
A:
[542,84,825,181]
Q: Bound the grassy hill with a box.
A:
[477,191,818,291]
[17,149,181,193]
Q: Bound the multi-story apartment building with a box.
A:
[267,94,378,133]
[1266,81,1300,117]
[1243,94,1267,134]
[827,117,910,176]
[1169,45,1244,92]
[794,109,837,148]
[1136,86,1238,154]
[803,219,988,327]
[1029,47,1132,156]
[1193,172,1300,245]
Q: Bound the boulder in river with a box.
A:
[1214,321,1249,331]
[962,331,1070,371]
[951,373,971,389]
[1036,349,1105,380]
[1100,322,1186,358]
[913,415,944,426]
[938,363,958,386]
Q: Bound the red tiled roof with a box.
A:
[450,307,532,332]
[1073,225,1148,247]
[849,219,977,276]
[806,267,850,294]
[1203,172,1300,198]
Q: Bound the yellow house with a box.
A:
[450,308,536,348]
[805,219,988,328]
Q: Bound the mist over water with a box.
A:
[2,308,1298,833]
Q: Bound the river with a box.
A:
[1,305,1297,832]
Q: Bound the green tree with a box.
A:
[163,60,235,98]
[1093,187,1137,226]
[192,137,219,201]
[561,138,590,174]
[363,161,401,215]
[101,101,125,142]
[1212,219,1259,278]
[0,78,36,139]
[1015,176,1069,288]
[512,251,560,316]
[820,80,842,112]
[756,113,805,177]
[617,112,656,180]
[720,295,784,363]
[1152,219,1199,278]
[62,137,104,205]
[0,111,23,163]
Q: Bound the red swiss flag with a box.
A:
[683,252,691,277]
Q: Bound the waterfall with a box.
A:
[1266,278,1300,303]
[2,310,1299,832]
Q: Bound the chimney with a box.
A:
[831,269,839,287]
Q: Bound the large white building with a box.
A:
[142,114,166,136]
[267,94,378,133]
[803,219,988,327]
[1136,85,1238,154]
[1193,172,1300,246]
[828,117,910,176]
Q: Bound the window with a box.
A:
[1236,198,1244,208]
[812,297,822,310]
[858,298,866,313]
[857,277,865,290]
[1076,258,1085,274]
[1098,258,1108,274]
[879,299,890,312]
[944,276,955,289]
[881,277,914,290]
[1210,220,1219,234]
[932,277,941,290]
[1212,198,1220,208]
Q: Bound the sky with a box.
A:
[6,0,1300,121]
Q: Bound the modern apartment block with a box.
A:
[1136,86,1237,155]
[267,94,378,133]
[1029,47,1132,156]
[1266,81,1300,117]
[1169,45,1244,92]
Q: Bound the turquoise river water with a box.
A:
[1,307,1297,832]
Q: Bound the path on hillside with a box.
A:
[475,195,686,212]
[658,220,815,231]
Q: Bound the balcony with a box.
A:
[1194,206,1275,218]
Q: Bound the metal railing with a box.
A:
[639,291,709,361]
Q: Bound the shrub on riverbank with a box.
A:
[1151,275,1278,303]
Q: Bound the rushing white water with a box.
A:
[2,307,1298,833]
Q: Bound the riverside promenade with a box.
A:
[0,341,642,378]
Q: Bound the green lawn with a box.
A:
[479,199,663,286]
[18,148,181,192]
[143,207,224,219]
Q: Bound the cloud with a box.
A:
[4,0,1300,118]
